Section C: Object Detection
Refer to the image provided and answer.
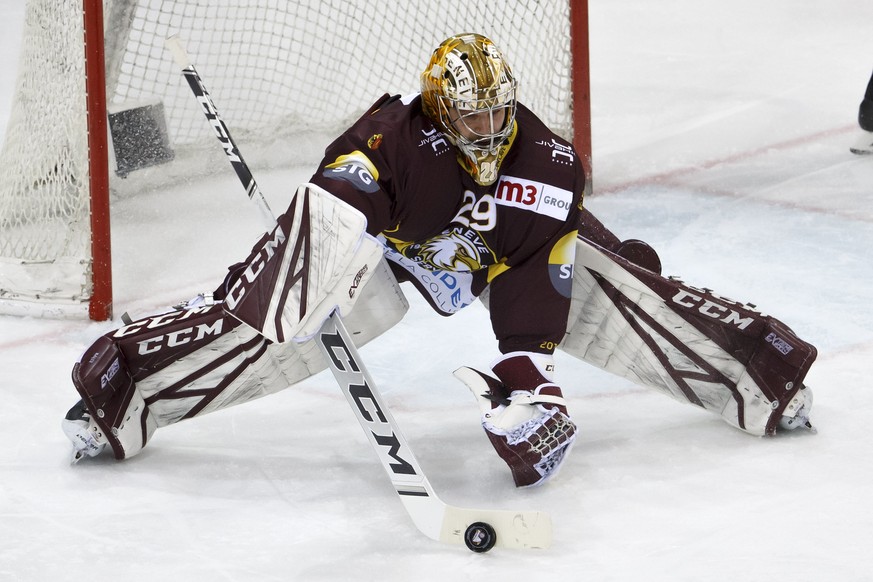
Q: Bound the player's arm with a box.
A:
[308,94,403,236]
[309,150,394,236]
[455,208,582,487]
[216,97,405,341]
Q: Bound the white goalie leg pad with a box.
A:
[111,388,158,459]
[727,370,782,434]
[139,257,408,428]
[560,237,816,436]
[291,232,385,342]
[564,260,748,424]
[224,182,383,343]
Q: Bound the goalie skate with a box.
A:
[778,384,815,432]
[850,130,873,155]
[61,399,107,463]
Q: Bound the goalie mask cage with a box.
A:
[0,0,591,321]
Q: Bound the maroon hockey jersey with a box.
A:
[309,94,585,355]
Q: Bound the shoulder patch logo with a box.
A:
[418,127,451,155]
[493,175,573,221]
[323,150,380,193]
[367,134,383,149]
[536,139,575,166]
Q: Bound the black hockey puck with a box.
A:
[464,522,497,553]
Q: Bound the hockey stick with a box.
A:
[165,35,552,552]
[165,35,275,231]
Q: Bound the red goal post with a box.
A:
[0,0,591,321]
[83,0,113,321]
[570,0,593,180]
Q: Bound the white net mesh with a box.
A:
[0,0,575,316]
[111,0,573,149]
[0,0,91,314]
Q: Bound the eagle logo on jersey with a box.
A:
[414,231,483,271]
[388,226,496,273]
[384,190,498,273]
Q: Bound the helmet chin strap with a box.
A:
[455,120,517,186]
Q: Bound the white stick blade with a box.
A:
[441,508,553,549]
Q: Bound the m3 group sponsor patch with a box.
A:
[493,175,573,220]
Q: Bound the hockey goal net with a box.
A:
[0,0,590,320]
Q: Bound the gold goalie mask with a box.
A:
[421,33,518,186]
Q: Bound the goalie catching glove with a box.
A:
[454,352,577,488]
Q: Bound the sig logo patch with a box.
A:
[323,150,380,193]
[494,176,574,221]
[548,230,577,298]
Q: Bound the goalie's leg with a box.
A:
[62,257,408,461]
[561,235,817,436]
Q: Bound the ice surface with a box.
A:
[2,1,872,580]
